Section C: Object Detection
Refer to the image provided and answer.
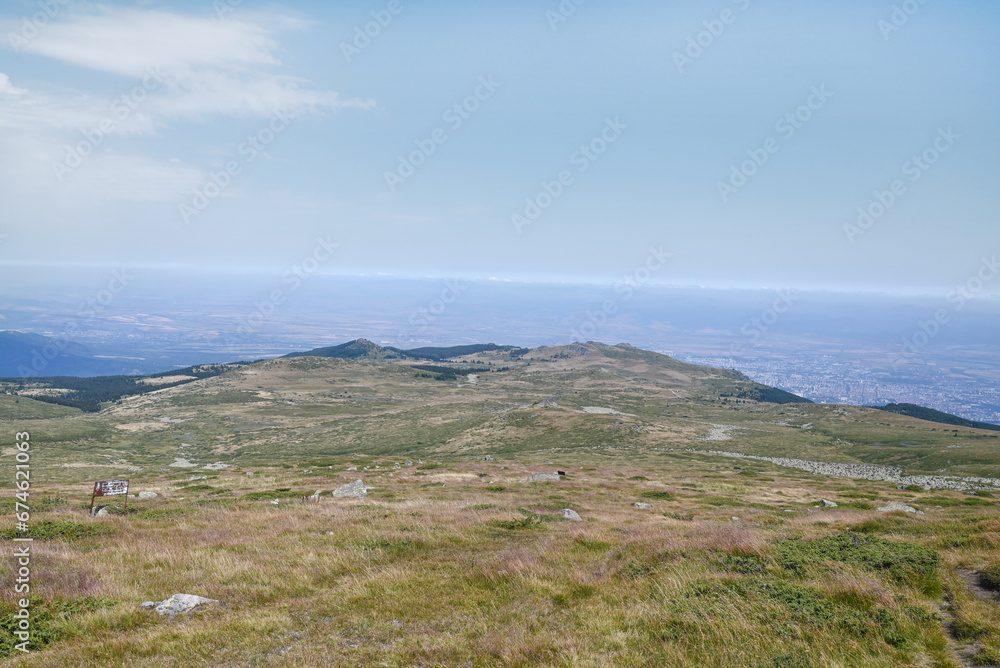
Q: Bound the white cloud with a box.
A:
[0,6,373,221]
[5,7,374,120]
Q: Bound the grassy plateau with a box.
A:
[1,342,999,666]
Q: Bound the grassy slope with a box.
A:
[2,342,1000,665]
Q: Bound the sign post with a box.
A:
[90,479,129,516]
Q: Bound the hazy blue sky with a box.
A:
[1,0,998,296]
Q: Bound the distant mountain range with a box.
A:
[0,330,152,377]
[282,339,522,362]
[5,334,998,434]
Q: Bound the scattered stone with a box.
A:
[483,455,494,461]
[405,460,413,467]
[561,508,582,522]
[169,458,197,468]
[877,501,922,514]
[188,475,207,482]
[246,472,255,476]
[270,499,280,505]
[537,398,559,408]
[137,491,159,499]
[331,479,369,498]
[820,499,838,508]
[346,466,358,471]
[140,594,222,616]
[202,462,230,470]
[523,473,561,483]
[309,490,322,500]
[303,469,312,474]
[679,448,1000,492]
[731,516,740,521]
[92,506,111,517]
[633,502,652,509]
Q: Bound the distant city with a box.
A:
[677,353,1000,425]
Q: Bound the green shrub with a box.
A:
[240,488,311,501]
[0,520,112,541]
[640,490,675,501]
[620,560,656,579]
[775,533,940,587]
[0,597,116,656]
[721,553,768,575]
[490,514,542,531]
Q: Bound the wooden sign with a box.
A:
[90,479,129,515]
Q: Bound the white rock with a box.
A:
[561,508,582,522]
[523,472,561,483]
[270,499,280,505]
[820,499,838,508]
[138,491,159,499]
[141,594,222,616]
[877,501,923,514]
[331,479,369,498]
[633,502,652,509]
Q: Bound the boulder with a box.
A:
[140,594,222,616]
[877,501,922,514]
[523,473,561,483]
[92,506,111,517]
[820,499,838,508]
[483,455,494,461]
[138,491,159,499]
[405,460,413,467]
[561,508,582,522]
[331,479,369,498]
[633,502,652,509]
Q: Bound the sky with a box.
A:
[0,0,998,297]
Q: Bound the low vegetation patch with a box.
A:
[240,488,312,501]
[0,597,117,656]
[775,533,940,587]
[0,520,112,541]
[639,490,675,501]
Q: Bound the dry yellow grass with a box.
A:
[2,454,998,667]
